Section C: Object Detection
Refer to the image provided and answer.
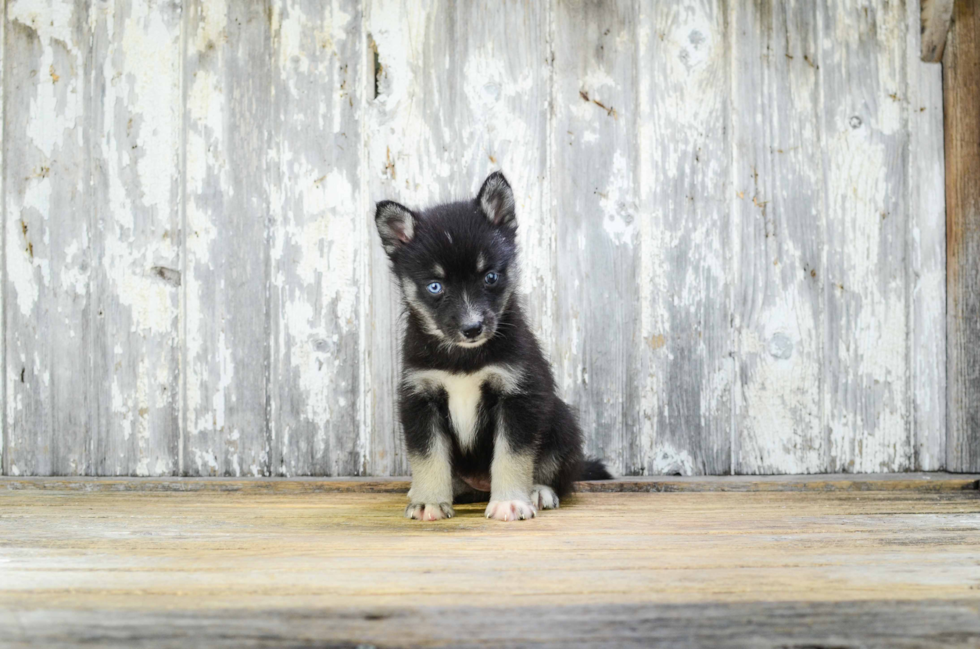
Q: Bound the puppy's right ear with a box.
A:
[375,201,416,255]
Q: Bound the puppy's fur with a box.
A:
[376,172,612,522]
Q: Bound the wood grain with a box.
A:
[268,0,365,477]
[0,0,5,475]
[908,0,948,470]
[0,0,955,478]
[2,472,977,493]
[5,0,97,475]
[455,1,554,361]
[945,0,980,473]
[731,0,825,474]
[363,0,462,476]
[182,0,274,476]
[819,0,912,473]
[90,0,183,476]
[6,600,980,649]
[637,0,732,475]
[920,0,954,61]
[553,0,638,476]
[1,488,978,647]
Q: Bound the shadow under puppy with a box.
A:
[375,172,612,522]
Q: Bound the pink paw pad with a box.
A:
[406,503,454,521]
[485,499,537,521]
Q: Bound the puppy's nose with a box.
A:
[461,322,483,339]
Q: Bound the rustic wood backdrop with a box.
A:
[1,0,952,477]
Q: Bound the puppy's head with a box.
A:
[375,172,518,348]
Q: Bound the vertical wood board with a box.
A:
[553,0,639,476]
[945,0,980,473]
[636,0,733,475]
[5,0,97,475]
[90,0,183,476]
[819,0,912,473]
[907,0,947,471]
[1,0,6,473]
[182,0,273,476]
[455,1,553,364]
[364,0,459,476]
[920,0,953,61]
[268,0,365,477]
[731,0,826,474]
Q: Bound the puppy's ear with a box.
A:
[476,171,516,231]
[375,201,416,255]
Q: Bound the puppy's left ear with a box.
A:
[476,171,516,231]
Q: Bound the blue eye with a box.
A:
[426,282,443,295]
[484,271,499,286]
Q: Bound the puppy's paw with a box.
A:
[485,499,537,522]
[405,502,454,521]
[530,485,560,510]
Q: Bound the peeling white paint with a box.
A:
[905,0,947,471]
[11,0,82,158]
[650,445,696,476]
[599,151,636,245]
[0,3,4,472]
[457,32,553,358]
[7,215,41,317]
[2,0,947,478]
[119,2,178,212]
[820,0,914,473]
[194,0,228,51]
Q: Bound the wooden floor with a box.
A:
[1,476,979,648]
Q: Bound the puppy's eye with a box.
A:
[426,282,443,295]
[484,271,499,286]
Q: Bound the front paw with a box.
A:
[405,502,454,521]
[485,499,537,522]
[530,485,560,510]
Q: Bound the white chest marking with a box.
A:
[404,365,523,451]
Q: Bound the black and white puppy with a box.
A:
[375,172,612,522]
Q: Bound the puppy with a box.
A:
[375,172,612,522]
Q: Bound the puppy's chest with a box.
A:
[404,365,521,450]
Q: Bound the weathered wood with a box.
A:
[6,600,980,649]
[908,0,948,470]
[637,0,732,475]
[945,0,980,473]
[553,0,638,476]
[0,0,954,478]
[576,472,980,492]
[2,472,977,493]
[921,0,954,61]
[364,0,460,476]
[455,1,553,361]
[182,0,274,476]
[1,489,978,647]
[0,0,5,475]
[819,0,912,472]
[731,1,825,474]
[4,0,98,475]
[0,476,415,493]
[268,0,365,476]
[89,0,183,476]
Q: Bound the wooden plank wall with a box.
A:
[945,0,980,472]
[0,0,952,477]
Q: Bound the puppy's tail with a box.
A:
[580,457,614,481]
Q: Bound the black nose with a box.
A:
[461,322,483,339]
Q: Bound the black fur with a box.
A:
[376,172,611,513]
